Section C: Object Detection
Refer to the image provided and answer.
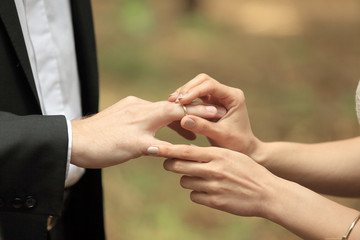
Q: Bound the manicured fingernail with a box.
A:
[206,106,217,114]
[184,118,195,128]
[175,94,183,103]
[147,147,159,154]
[169,92,177,97]
[217,107,227,116]
[180,93,189,99]
[175,93,188,103]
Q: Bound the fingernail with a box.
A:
[217,107,227,116]
[169,92,177,97]
[176,93,188,103]
[206,106,217,114]
[184,118,195,128]
[147,147,159,154]
[175,94,183,103]
[180,93,189,99]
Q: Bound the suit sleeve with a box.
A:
[0,111,68,216]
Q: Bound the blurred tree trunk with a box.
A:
[183,0,199,12]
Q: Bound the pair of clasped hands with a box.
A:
[70,74,360,239]
[71,74,269,218]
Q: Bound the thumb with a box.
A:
[180,115,220,140]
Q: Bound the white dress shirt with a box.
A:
[14,0,85,187]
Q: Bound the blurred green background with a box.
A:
[91,0,360,239]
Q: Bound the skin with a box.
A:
[169,74,360,197]
[148,74,360,239]
[70,95,225,168]
[149,144,360,240]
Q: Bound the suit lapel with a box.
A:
[70,0,99,115]
[0,0,40,106]
[0,0,99,115]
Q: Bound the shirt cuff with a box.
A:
[65,119,85,187]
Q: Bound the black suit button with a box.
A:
[12,198,24,209]
[0,198,4,208]
[25,196,36,209]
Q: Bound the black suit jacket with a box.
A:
[0,1,105,239]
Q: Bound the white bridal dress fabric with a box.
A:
[356,80,360,124]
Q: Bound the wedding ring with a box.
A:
[182,104,188,115]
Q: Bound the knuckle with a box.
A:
[212,170,226,180]
[160,102,175,115]
[234,88,246,102]
[179,145,193,158]
[197,73,209,79]
[124,95,140,102]
[161,145,172,155]
[209,195,226,208]
[196,73,210,81]
[207,165,225,180]
[124,95,135,101]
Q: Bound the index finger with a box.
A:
[147,144,215,163]
[168,73,210,102]
[169,74,241,108]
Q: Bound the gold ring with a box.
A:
[182,104,188,115]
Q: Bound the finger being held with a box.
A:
[163,102,225,140]
[156,101,226,127]
[147,144,214,163]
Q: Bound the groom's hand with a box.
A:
[71,96,225,168]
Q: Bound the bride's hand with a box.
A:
[169,74,261,157]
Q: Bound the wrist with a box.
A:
[70,119,88,167]
[260,175,293,222]
[255,172,290,220]
[248,138,270,166]
[261,176,360,239]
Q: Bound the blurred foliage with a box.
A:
[118,0,155,37]
[91,0,360,239]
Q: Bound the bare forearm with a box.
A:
[253,137,360,196]
[265,177,360,240]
